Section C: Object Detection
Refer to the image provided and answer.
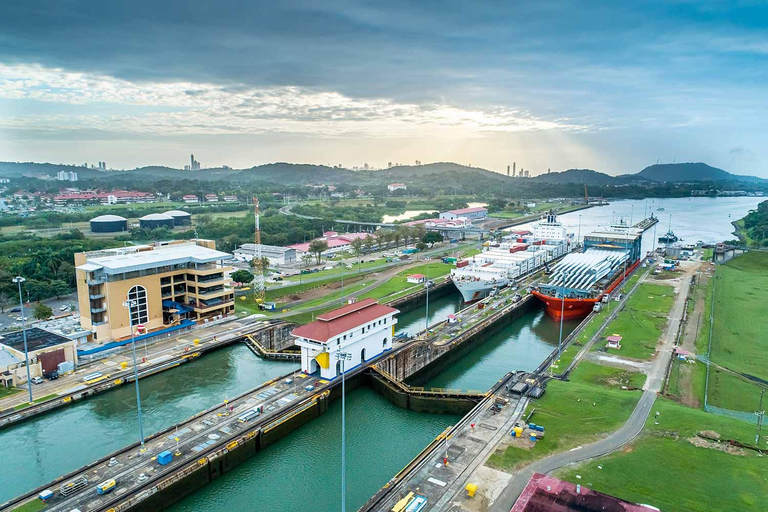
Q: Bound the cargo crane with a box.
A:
[252,197,265,304]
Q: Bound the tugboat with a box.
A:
[658,230,679,244]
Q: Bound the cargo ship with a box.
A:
[451,211,573,302]
[531,219,650,321]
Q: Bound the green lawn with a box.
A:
[486,362,643,471]
[709,252,768,380]
[0,386,23,400]
[591,282,676,360]
[556,398,768,512]
[13,393,58,411]
[11,499,46,512]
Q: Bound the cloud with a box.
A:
[0,63,586,138]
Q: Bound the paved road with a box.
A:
[488,390,657,512]
[487,260,700,511]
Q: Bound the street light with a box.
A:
[12,276,33,403]
[557,271,569,360]
[424,260,431,334]
[123,298,146,452]
[335,350,352,512]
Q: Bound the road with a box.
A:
[487,259,700,511]
[488,390,657,511]
[0,317,267,412]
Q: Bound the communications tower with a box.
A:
[252,197,265,303]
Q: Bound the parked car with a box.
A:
[15,316,28,322]
[10,307,21,313]
[59,305,69,311]
[31,376,43,384]
[47,371,59,380]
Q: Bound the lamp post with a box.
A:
[557,271,568,360]
[335,351,352,512]
[12,277,33,403]
[424,261,431,335]
[123,299,146,452]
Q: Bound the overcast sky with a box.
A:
[1,1,767,176]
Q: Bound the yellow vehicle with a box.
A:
[96,479,117,495]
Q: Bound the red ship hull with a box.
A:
[533,259,642,321]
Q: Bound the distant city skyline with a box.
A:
[1,1,767,176]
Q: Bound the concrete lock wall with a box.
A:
[366,373,477,415]
[376,296,536,386]
[252,322,296,351]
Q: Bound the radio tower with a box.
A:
[252,197,265,304]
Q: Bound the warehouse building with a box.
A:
[75,239,234,343]
[164,210,193,226]
[139,213,175,229]
[0,327,78,387]
[90,214,128,233]
[439,206,488,221]
[234,244,297,265]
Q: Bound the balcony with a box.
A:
[92,320,108,326]
[195,287,226,298]
[91,306,107,313]
[87,278,106,286]
[189,298,234,312]
[89,293,104,300]
[196,274,225,284]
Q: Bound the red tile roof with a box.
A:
[512,473,658,512]
[291,298,398,343]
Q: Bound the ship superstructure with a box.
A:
[451,211,573,302]
[531,219,648,320]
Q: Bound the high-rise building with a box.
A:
[512,162,516,177]
[188,154,201,171]
[507,165,510,176]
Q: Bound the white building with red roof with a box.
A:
[439,206,488,221]
[291,298,398,379]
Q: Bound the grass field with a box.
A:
[591,282,676,360]
[556,398,768,512]
[274,262,455,324]
[709,252,768,380]
[486,362,643,471]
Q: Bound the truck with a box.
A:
[441,257,457,264]
[401,248,419,254]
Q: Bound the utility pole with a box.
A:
[557,271,568,360]
[12,276,33,403]
[252,197,265,304]
[123,299,146,452]
[335,351,352,512]
[756,389,765,446]
[424,260,430,335]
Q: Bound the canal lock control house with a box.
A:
[291,299,399,379]
[75,239,234,343]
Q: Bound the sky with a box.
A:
[1,0,768,176]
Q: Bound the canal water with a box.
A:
[1,289,575,510]
[508,197,762,245]
[0,346,295,503]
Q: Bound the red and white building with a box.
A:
[387,182,407,192]
[204,194,219,202]
[54,190,155,205]
[406,274,426,284]
[291,299,398,379]
[182,195,199,204]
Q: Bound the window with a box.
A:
[382,337,387,348]
[128,285,149,326]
